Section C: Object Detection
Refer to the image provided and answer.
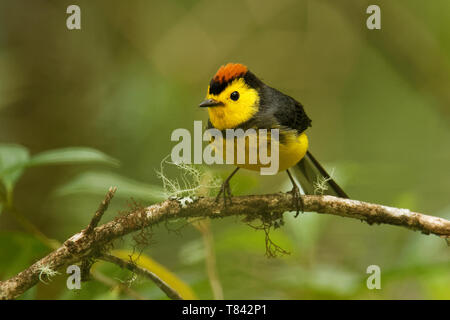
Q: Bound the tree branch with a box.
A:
[85,186,117,234]
[0,192,449,300]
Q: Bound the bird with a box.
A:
[199,63,348,215]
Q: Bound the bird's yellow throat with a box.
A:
[206,78,259,130]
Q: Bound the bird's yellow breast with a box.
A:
[276,132,309,172]
[210,130,308,173]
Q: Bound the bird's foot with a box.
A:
[215,180,233,208]
[289,185,304,218]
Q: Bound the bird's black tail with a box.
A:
[292,151,348,198]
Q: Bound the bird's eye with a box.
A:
[230,91,240,101]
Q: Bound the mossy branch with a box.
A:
[0,190,449,300]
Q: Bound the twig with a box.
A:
[1,187,143,300]
[0,192,449,300]
[194,220,224,299]
[85,187,117,234]
[98,253,183,300]
[6,205,60,250]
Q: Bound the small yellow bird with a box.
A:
[199,63,348,214]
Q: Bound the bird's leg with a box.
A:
[286,169,304,218]
[216,167,240,207]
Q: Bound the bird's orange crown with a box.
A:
[213,63,248,84]
[209,63,249,95]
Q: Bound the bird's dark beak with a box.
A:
[199,98,224,108]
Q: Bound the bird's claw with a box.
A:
[215,180,233,208]
[290,185,304,218]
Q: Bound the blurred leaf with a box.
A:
[53,171,166,202]
[93,288,121,300]
[273,264,361,297]
[111,249,197,299]
[0,144,29,198]
[421,272,450,299]
[179,238,205,265]
[28,147,120,168]
[0,231,49,279]
[0,145,120,206]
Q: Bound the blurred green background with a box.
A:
[0,0,449,299]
